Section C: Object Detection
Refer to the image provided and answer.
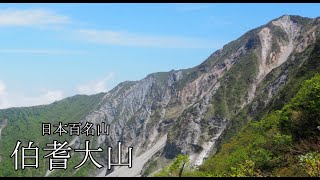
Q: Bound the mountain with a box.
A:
[0,15,320,177]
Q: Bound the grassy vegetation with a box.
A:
[210,50,259,118]
[0,93,104,176]
[186,73,320,177]
[220,38,320,151]
[155,36,320,176]
[153,154,189,177]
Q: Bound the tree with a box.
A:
[153,154,189,177]
[299,152,320,177]
[230,160,257,177]
[168,154,189,177]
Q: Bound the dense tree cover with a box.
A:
[155,74,320,177]
[0,93,105,176]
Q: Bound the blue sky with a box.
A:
[0,3,319,109]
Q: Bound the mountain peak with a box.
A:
[1,14,320,177]
[271,14,314,27]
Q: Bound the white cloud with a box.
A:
[0,80,6,96]
[21,90,64,106]
[0,80,64,109]
[77,29,224,49]
[0,73,115,109]
[0,81,9,109]
[0,8,224,49]
[0,8,70,26]
[76,73,115,95]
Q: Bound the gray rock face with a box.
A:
[70,15,320,177]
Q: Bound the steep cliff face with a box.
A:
[77,15,320,177]
[0,15,319,177]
